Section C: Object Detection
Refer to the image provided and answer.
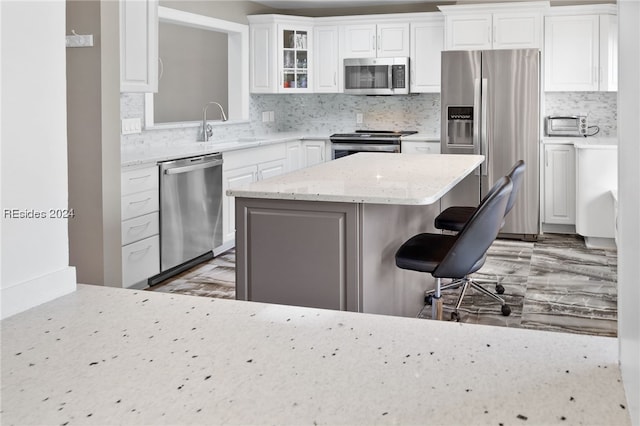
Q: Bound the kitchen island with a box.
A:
[228,153,484,317]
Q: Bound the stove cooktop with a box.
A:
[330,130,418,143]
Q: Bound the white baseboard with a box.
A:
[1,267,77,320]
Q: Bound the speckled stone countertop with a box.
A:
[400,133,440,142]
[543,136,618,148]
[227,153,484,205]
[121,132,324,168]
[0,285,630,425]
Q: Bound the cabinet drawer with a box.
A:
[402,142,440,154]
[121,189,159,220]
[122,166,158,195]
[122,212,159,245]
[122,235,159,288]
[223,144,286,171]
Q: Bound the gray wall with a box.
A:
[155,23,229,123]
[67,0,121,286]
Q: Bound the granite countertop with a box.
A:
[573,137,618,150]
[400,133,440,142]
[543,136,619,149]
[0,284,630,425]
[121,132,324,168]
[227,153,484,205]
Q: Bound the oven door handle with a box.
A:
[331,144,399,152]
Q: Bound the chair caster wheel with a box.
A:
[496,284,505,294]
[501,304,511,316]
[425,295,433,305]
[450,312,460,322]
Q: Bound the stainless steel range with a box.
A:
[329,130,418,159]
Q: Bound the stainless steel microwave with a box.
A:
[344,57,409,95]
[545,115,588,136]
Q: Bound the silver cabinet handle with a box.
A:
[128,221,151,234]
[128,245,151,259]
[129,174,152,181]
[129,197,151,206]
[164,159,223,175]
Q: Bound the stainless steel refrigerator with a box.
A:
[440,49,540,239]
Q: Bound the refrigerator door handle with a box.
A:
[481,78,489,176]
[473,78,481,155]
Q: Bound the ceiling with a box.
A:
[253,0,434,9]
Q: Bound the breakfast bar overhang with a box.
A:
[228,153,484,317]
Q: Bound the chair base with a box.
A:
[425,277,511,320]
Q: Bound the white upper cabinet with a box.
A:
[249,23,275,93]
[410,17,444,93]
[544,5,617,92]
[492,12,542,49]
[120,0,158,93]
[341,22,410,58]
[248,15,314,94]
[439,1,548,51]
[314,25,340,93]
[444,14,493,50]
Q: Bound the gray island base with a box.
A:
[230,153,485,317]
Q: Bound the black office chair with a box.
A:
[434,160,526,233]
[395,176,513,321]
[432,161,526,298]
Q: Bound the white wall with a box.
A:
[618,1,640,423]
[0,1,76,319]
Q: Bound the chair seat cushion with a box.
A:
[395,233,457,273]
[434,206,476,232]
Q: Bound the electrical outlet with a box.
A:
[121,118,142,135]
[66,34,94,48]
[356,113,364,124]
[262,111,269,123]
[269,111,275,122]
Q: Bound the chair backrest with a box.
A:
[504,160,525,216]
[433,176,512,279]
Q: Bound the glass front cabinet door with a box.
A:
[278,25,312,92]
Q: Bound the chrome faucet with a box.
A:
[199,101,228,141]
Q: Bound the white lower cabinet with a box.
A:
[258,158,286,180]
[285,139,328,172]
[223,140,328,244]
[302,140,327,167]
[543,143,576,225]
[223,144,288,243]
[401,141,440,154]
[121,165,160,288]
[286,141,303,172]
[122,235,160,286]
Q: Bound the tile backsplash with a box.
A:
[121,90,617,155]
[544,92,617,137]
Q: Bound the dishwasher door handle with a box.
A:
[164,159,223,175]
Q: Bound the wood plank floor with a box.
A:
[147,234,618,337]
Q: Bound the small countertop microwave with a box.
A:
[344,57,409,95]
[545,115,588,137]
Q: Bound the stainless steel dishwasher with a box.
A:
[150,153,223,285]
